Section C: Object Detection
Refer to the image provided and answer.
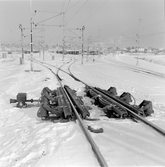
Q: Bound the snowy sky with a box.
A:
[0,0,165,48]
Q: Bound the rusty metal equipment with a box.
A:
[107,87,117,96]
[56,86,73,119]
[10,93,40,107]
[119,92,132,104]
[85,86,154,119]
[64,85,90,119]
[138,100,154,116]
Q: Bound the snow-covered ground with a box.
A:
[0,53,165,167]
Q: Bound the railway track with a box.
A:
[33,58,165,166]
[33,59,108,167]
[66,59,165,136]
[105,57,165,79]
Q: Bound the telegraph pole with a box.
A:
[62,36,65,61]
[139,18,142,47]
[10,30,13,58]
[81,26,85,64]
[29,1,36,71]
[98,29,101,57]
[30,16,33,71]
[19,24,25,63]
[87,36,91,62]
[30,0,33,71]
[42,25,45,61]
[137,18,142,52]
[62,11,65,61]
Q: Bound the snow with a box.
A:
[0,53,165,166]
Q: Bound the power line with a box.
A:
[66,0,89,25]
[65,0,71,13]
[35,13,63,25]
[36,10,60,14]
[121,31,165,43]
[140,31,165,38]
[45,1,67,38]
[113,20,164,37]
[81,0,108,25]
[67,0,81,11]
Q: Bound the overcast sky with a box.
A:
[0,0,165,48]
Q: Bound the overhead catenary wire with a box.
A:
[29,1,165,48]
[66,0,89,25]
[67,0,81,11]
[34,1,67,41]
[112,20,164,38]
[65,0,71,13]
[81,0,108,26]
[35,13,63,25]
[36,10,60,14]
[45,0,67,40]
[121,31,165,43]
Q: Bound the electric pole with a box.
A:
[10,30,13,58]
[19,24,25,63]
[62,11,65,61]
[29,1,36,71]
[62,36,65,61]
[30,16,33,71]
[87,36,91,62]
[98,29,101,57]
[81,26,85,64]
[138,18,142,50]
[137,18,142,52]
[42,25,45,61]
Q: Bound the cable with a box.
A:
[67,0,81,11]
[140,31,165,38]
[45,1,67,38]
[36,10,60,14]
[113,20,164,37]
[46,26,63,37]
[35,13,63,25]
[66,0,89,25]
[131,95,136,106]
[67,29,80,37]
[121,31,165,43]
[81,0,108,25]
[65,0,71,13]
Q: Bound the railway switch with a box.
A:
[85,86,154,119]
[64,85,90,119]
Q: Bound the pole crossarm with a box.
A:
[35,12,64,25]
[36,24,62,27]
[67,29,81,38]
[65,36,80,39]
[36,10,60,14]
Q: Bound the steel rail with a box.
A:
[93,87,165,137]
[106,58,165,79]
[34,59,165,138]
[62,86,108,167]
[67,63,165,138]
[33,60,108,167]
